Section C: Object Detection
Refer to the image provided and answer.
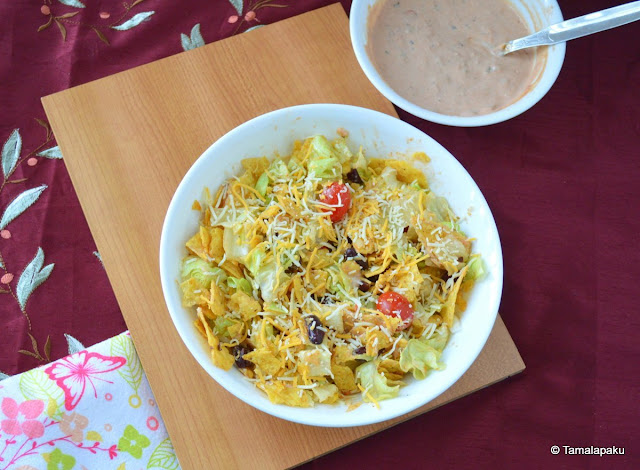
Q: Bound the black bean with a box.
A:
[345,247,358,258]
[403,226,409,233]
[366,273,380,282]
[346,168,364,185]
[306,315,325,344]
[232,346,253,369]
[354,346,367,355]
[355,258,369,270]
[318,295,330,304]
[358,281,371,292]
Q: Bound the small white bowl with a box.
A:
[350,0,565,126]
[159,104,503,427]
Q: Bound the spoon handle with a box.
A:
[503,1,640,54]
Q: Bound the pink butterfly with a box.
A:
[44,351,126,411]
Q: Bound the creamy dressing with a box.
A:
[367,0,538,116]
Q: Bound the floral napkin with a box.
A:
[0,332,180,470]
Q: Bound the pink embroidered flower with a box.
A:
[245,11,256,21]
[58,412,89,442]
[99,12,111,19]
[27,157,38,166]
[228,15,239,23]
[1,273,13,284]
[1,398,45,438]
[45,351,126,411]
[40,5,50,16]
[0,229,10,239]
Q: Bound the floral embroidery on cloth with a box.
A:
[0,332,179,469]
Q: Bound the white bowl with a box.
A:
[350,0,565,126]
[159,104,503,427]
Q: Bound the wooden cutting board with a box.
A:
[42,4,524,469]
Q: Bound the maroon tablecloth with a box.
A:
[1,1,638,468]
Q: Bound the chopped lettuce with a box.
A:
[223,226,251,261]
[332,138,354,175]
[287,157,304,174]
[352,147,370,180]
[245,246,286,303]
[465,256,486,281]
[311,383,339,404]
[307,135,341,179]
[255,172,269,197]
[308,156,340,179]
[254,260,281,303]
[181,256,227,287]
[307,135,332,160]
[264,302,288,315]
[267,158,289,180]
[245,245,267,275]
[326,265,354,298]
[379,167,401,189]
[399,338,444,380]
[298,348,332,376]
[227,277,253,295]
[213,316,237,341]
[441,220,463,234]
[332,138,353,162]
[423,192,456,223]
[425,324,450,352]
[355,360,400,402]
[322,304,344,333]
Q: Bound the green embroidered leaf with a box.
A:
[44,334,51,361]
[93,250,105,268]
[180,33,191,51]
[38,16,54,32]
[181,23,204,51]
[55,19,67,41]
[111,333,143,393]
[229,0,243,16]
[245,25,265,33]
[111,11,155,31]
[58,0,86,8]
[86,430,103,442]
[37,146,63,159]
[0,371,9,381]
[16,247,55,312]
[190,24,205,48]
[92,27,110,45]
[0,184,47,230]
[2,129,22,179]
[64,333,85,354]
[147,438,179,470]
[46,397,58,417]
[19,369,64,419]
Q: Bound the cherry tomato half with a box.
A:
[377,291,414,330]
[320,182,351,223]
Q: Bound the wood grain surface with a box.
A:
[42,4,524,469]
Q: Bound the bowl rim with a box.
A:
[349,0,566,127]
[159,103,504,427]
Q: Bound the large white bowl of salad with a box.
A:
[159,104,503,427]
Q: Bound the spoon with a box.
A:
[498,1,640,55]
